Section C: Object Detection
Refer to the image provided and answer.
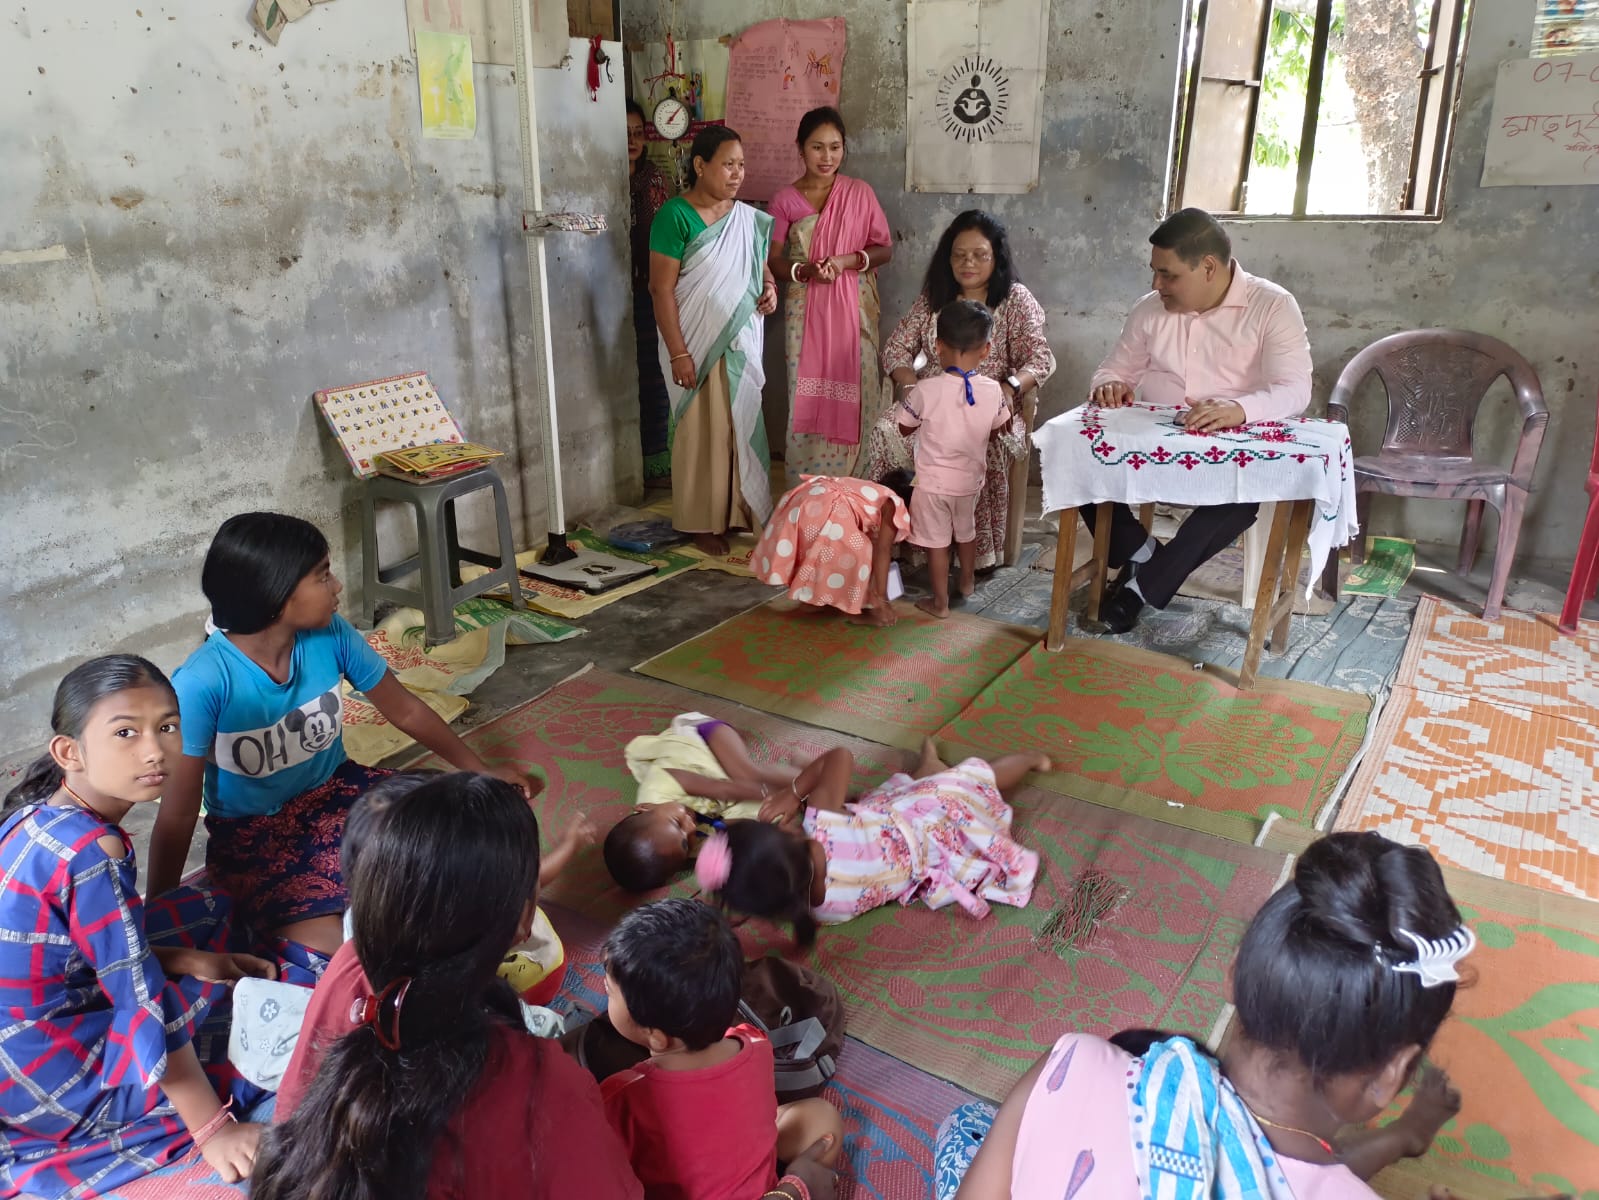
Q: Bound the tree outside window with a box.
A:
[1169,0,1474,218]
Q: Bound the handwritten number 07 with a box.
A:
[1531,61,1599,86]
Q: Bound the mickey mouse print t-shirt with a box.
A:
[174,616,389,819]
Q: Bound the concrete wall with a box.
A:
[625,0,1596,566]
[0,3,637,752]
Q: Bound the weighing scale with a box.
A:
[511,0,655,595]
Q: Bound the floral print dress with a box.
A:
[803,758,1039,925]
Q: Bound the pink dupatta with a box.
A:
[779,176,891,445]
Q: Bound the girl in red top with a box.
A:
[250,773,642,1200]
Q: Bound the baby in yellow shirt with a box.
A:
[603,714,803,891]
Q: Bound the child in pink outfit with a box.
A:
[897,299,1012,618]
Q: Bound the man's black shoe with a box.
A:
[1104,557,1141,601]
[1099,584,1145,634]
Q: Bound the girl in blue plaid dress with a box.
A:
[0,657,273,1199]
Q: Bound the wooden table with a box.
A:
[1033,402,1357,691]
[1047,498,1316,688]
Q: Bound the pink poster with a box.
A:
[724,18,847,202]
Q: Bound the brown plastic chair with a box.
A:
[1326,329,1548,621]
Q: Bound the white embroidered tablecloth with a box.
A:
[1033,402,1359,597]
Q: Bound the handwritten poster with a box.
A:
[405,0,567,69]
[1482,52,1599,186]
[1534,0,1599,57]
[906,0,1049,194]
[724,18,847,202]
[417,30,477,139]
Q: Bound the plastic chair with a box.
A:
[360,465,525,646]
[1559,388,1599,633]
[1326,329,1547,622]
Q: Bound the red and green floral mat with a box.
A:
[633,600,1038,749]
[1261,819,1599,1200]
[547,901,979,1200]
[421,669,1288,1099]
[935,639,1371,844]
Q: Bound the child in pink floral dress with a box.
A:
[695,739,1048,945]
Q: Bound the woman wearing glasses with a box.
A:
[870,211,1055,571]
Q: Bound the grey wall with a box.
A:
[0,3,637,752]
[626,0,1596,567]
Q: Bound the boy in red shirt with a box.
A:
[600,900,842,1200]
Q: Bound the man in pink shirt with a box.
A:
[1082,208,1313,633]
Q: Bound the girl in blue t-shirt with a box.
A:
[150,512,535,958]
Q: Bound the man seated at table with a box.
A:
[1082,207,1312,633]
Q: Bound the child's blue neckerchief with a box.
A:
[944,366,979,406]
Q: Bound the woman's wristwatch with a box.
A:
[1006,373,1024,396]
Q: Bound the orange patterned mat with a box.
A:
[1261,819,1599,1200]
[1334,596,1599,900]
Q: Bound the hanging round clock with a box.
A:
[652,95,691,141]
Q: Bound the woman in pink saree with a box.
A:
[767,108,895,490]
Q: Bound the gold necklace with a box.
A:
[58,783,109,822]
[1246,1108,1337,1157]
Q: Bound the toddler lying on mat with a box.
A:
[698,739,1048,945]
[604,714,816,891]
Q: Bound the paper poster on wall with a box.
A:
[723,18,847,202]
[1533,0,1599,57]
[1481,52,1599,186]
[906,0,1049,194]
[417,30,477,139]
[405,0,567,68]
[629,39,731,185]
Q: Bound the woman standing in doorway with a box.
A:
[767,107,895,490]
[871,211,1055,571]
[649,125,779,555]
[627,100,674,484]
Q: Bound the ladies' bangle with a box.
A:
[766,1176,812,1200]
[190,1099,236,1152]
[856,250,870,271]
[790,261,805,283]
[670,352,692,362]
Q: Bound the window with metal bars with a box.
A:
[1168,0,1473,218]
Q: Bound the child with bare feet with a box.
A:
[897,299,1013,618]
[753,470,916,628]
[604,714,822,891]
[696,738,1049,943]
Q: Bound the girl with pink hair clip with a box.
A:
[696,739,1050,946]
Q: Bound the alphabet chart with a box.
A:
[314,372,468,478]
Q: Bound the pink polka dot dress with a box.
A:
[753,476,910,615]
